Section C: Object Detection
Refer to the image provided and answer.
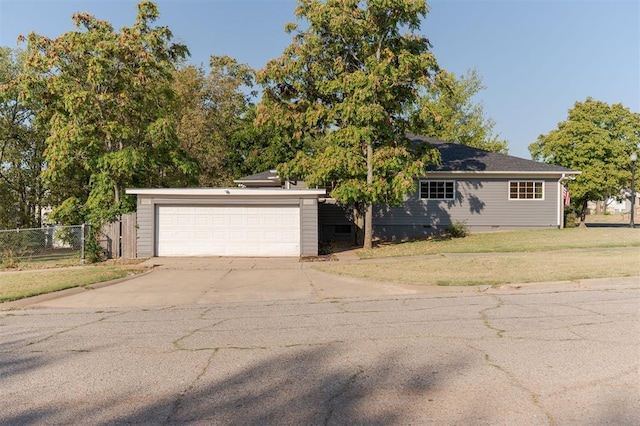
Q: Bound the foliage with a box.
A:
[445,221,469,238]
[0,249,21,269]
[565,212,577,228]
[257,0,441,248]
[19,1,193,227]
[173,56,257,186]
[0,47,47,228]
[529,98,640,219]
[84,231,106,264]
[409,69,508,153]
[227,105,306,178]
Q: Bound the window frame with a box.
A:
[508,180,544,200]
[419,180,456,200]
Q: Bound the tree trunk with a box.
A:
[578,198,588,228]
[363,141,373,249]
[353,208,364,246]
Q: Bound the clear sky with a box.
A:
[1,0,638,159]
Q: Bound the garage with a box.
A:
[126,188,325,257]
[156,205,300,256]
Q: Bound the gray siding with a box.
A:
[318,200,354,242]
[300,198,318,256]
[133,193,321,257]
[136,199,153,258]
[373,178,560,240]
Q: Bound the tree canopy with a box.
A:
[0,47,46,229]
[19,0,192,226]
[257,0,441,248]
[410,69,508,153]
[529,97,640,219]
[172,55,256,187]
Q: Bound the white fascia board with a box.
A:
[423,171,581,178]
[126,188,326,196]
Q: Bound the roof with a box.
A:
[407,134,579,175]
[233,170,282,186]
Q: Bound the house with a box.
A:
[235,135,580,242]
[126,135,579,258]
[363,134,580,240]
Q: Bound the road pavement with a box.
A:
[1,262,638,425]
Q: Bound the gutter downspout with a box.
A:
[558,173,574,228]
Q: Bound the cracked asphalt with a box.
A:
[1,268,639,424]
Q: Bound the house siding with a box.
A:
[300,198,319,256]
[136,199,153,258]
[318,200,354,242]
[132,192,321,257]
[373,177,560,240]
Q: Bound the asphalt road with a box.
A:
[1,278,639,425]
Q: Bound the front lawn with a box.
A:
[356,228,640,259]
[0,265,147,303]
[316,228,640,287]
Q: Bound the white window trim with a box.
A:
[419,180,456,200]
[508,180,545,200]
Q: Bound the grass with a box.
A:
[356,228,640,259]
[317,228,640,287]
[317,247,640,287]
[0,265,147,303]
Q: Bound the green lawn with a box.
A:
[317,228,640,287]
[357,228,640,259]
[0,266,146,303]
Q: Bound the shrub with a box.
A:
[446,221,469,238]
[565,212,578,228]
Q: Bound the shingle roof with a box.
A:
[234,169,281,185]
[407,134,578,174]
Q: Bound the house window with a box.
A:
[334,225,352,235]
[420,180,455,200]
[509,181,544,200]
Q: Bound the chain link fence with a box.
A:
[0,225,87,265]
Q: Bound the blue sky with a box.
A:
[1,0,638,159]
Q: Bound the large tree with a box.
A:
[173,55,257,186]
[529,97,640,221]
[0,47,46,228]
[410,69,508,153]
[19,1,193,226]
[257,0,441,248]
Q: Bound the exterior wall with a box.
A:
[136,199,154,258]
[318,200,355,242]
[300,198,319,256]
[134,193,320,257]
[373,177,561,240]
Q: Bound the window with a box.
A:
[420,180,455,200]
[334,225,352,235]
[509,181,543,200]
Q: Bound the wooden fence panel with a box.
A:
[99,213,137,259]
[121,213,137,259]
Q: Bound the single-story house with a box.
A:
[127,134,579,257]
[236,134,580,242]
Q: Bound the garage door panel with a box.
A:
[157,205,300,256]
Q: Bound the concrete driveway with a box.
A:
[5,254,639,310]
[23,255,449,309]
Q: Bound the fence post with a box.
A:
[81,223,86,265]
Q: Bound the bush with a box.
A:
[565,212,578,228]
[446,221,469,238]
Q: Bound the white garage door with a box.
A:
[156,205,300,256]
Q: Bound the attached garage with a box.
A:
[126,188,325,257]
